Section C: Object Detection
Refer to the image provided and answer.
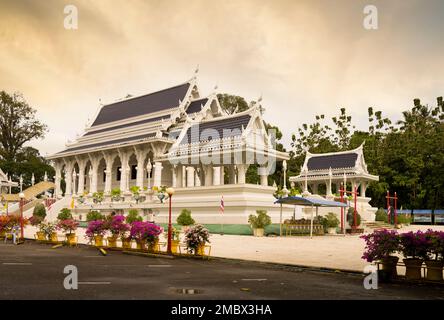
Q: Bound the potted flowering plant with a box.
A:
[185,224,210,255]
[30,203,47,240]
[0,215,11,237]
[111,188,123,202]
[399,230,428,280]
[57,219,79,245]
[85,220,107,247]
[92,192,104,204]
[424,229,444,281]
[248,210,271,237]
[130,186,145,204]
[107,215,130,248]
[361,229,400,281]
[39,221,57,242]
[164,227,181,253]
[130,221,163,252]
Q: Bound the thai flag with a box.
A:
[220,196,224,214]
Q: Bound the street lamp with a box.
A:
[19,192,25,240]
[166,187,175,254]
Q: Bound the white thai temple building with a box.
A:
[46,77,292,223]
[289,144,379,222]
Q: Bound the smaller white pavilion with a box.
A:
[289,143,379,221]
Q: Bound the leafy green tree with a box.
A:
[217,93,249,115]
[0,91,47,162]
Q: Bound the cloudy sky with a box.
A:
[1,0,443,156]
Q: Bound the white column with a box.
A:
[54,164,62,198]
[186,166,195,187]
[220,166,225,185]
[212,166,220,186]
[91,164,99,194]
[118,152,129,191]
[195,168,201,187]
[104,159,113,194]
[176,165,183,188]
[229,165,236,184]
[136,158,145,189]
[64,163,73,196]
[72,170,77,195]
[259,166,268,186]
[360,181,367,197]
[237,164,248,184]
[172,165,177,188]
[204,165,213,186]
[153,162,163,187]
[77,163,86,195]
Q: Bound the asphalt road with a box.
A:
[0,241,443,300]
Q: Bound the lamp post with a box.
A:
[166,187,175,254]
[19,192,25,240]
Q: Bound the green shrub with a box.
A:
[397,214,412,224]
[57,208,72,220]
[323,212,340,229]
[33,203,47,220]
[126,209,142,224]
[347,207,361,227]
[177,209,195,226]
[248,210,272,229]
[375,208,388,222]
[86,210,104,222]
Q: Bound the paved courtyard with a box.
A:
[1,241,443,300]
[23,224,444,274]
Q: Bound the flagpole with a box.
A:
[220,195,224,236]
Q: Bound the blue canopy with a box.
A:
[274,196,347,207]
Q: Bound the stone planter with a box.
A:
[253,228,264,237]
[327,227,337,235]
[425,260,444,281]
[403,258,423,280]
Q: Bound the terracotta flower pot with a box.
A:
[403,258,423,280]
[425,260,444,281]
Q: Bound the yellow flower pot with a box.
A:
[122,238,132,249]
[136,240,146,251]
[50,232,58,243]
[66,233,77,246]
[171,240,179,254]
[107,236,118,248]
[196,243,205,256]
[0,230,6,238]
[94,235,104,247]
[36,231,46,241]
[148,239,159,253]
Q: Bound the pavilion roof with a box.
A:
[91,82,190,126]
